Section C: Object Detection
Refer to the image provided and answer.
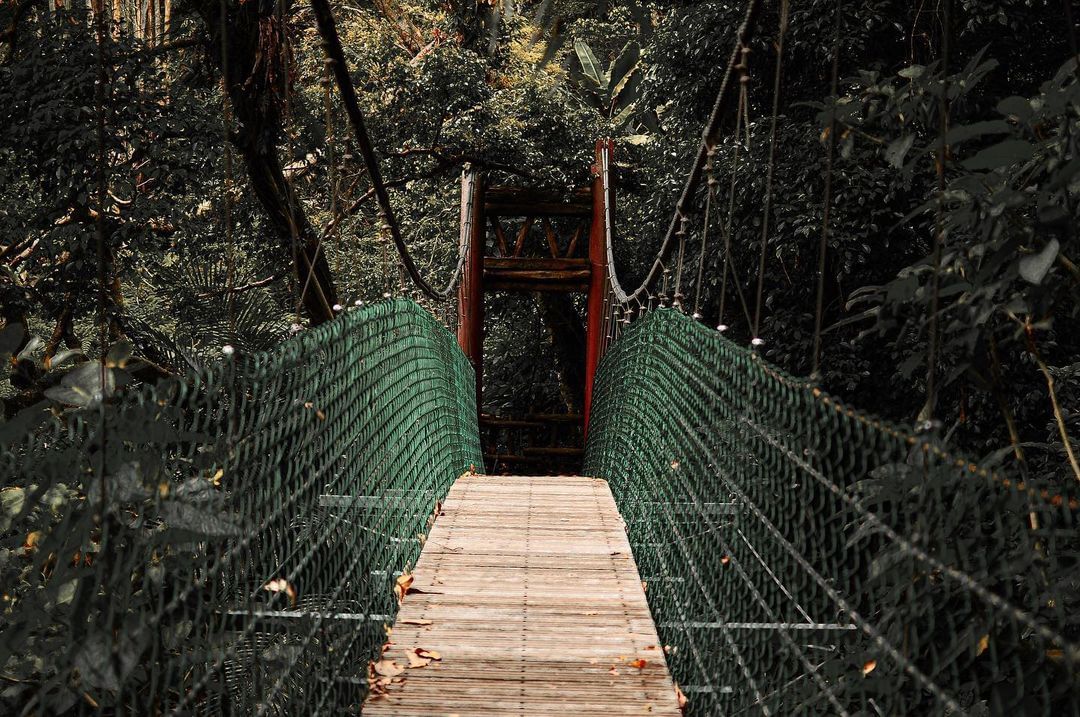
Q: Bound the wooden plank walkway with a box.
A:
[365,474,683,716]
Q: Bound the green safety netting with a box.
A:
[585,308,1080,716]
[1,299,480,714]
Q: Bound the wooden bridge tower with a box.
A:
[458,140,614,473]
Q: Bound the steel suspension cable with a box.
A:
[603,0,762,306]
[310,0,469,301]
[717,49,755,332]
[924,0,951,421]
[751,0,790,342]
[811,0,843,378]
[220,0,236,342]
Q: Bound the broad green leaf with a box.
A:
[884,135,915,168]
[1018,238,1059,284]
[48,348,86,369]
[611,102,637,131]
[44,362,115,408]
[1,485,24,513]
[944,120,1011,145]
[962,139,1034,170]
[16,335,42,361]
[898,65,925,79]
[574,40,603,87]
[0,323,24,356]
[609,41,640,96]
[613,70,642,114]
[996,96,1032,121]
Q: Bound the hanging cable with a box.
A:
[691,147,717,319]
[603,0,762,306]
[672,216,689,309]
[220,0,236,343]
[311,0,469,300]
[924,0,951,422]
[718,47,755,332]
[811,0,843,378]
[751,0,790,343]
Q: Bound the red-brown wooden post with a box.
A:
[457,168,485,409]
[584,139,614,434]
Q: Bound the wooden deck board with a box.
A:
[364,474,682,716]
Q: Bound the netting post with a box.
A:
[457,168,485,411]
[585,138,614,435]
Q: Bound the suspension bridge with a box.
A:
[3,0,1080,715]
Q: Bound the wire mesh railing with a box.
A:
[585,308,1080,716]
[0,299,480,714]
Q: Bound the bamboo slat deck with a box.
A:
[364,474,683,716]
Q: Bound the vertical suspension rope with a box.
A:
[717,47,754,331]
[93,0,110,515]
[691,147,717,320]
[672,216,689,308]
[220,0,236,344]
[323,53,339,309]
[811,0,843,378]
[751,0,789,343]
[924,0,951,421]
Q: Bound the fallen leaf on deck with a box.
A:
[629,658,648,669]
[644,645,658,650]
[394,573,414,602]
[416,648,441,660]
[401,618,433,626]
[608,666,619,675]
[373,659,405,678]
[407,651,431,668]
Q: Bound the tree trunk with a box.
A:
[538,293,586,415]
[193,0,338,324]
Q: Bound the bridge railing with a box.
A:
[0,299,480,715]
[585,308,1080,716]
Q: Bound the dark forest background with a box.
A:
[2,0,1078,485]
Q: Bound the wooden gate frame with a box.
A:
[457,140,614,433]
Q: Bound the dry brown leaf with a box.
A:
[394,572,414,602]
[608,666,619,675]
[23,530,42,554]
[372,659,405,678]
[415,648,441,660]
[675,684,688,712]
[641,581,648,592]
[263,578,297,606]
[644,645,658,651]
[976,634,989,656]
[721,555,731,565]
[209,468,223,486]
[862,659,877,676]
[401,618,433,626]
[406,651,431,668]
[629,658,648,669]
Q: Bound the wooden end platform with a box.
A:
[364,474,683,716]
